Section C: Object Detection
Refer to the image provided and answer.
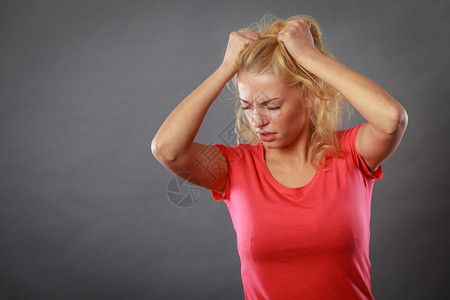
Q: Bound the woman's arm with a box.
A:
[152,65,234,162]
[151,31,258,192]
[278,19,408,172]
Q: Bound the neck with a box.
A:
[264,125,312,166]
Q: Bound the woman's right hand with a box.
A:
[220,31,259,74]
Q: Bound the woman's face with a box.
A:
[237,71,310,149]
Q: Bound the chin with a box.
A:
[261,140,281,149]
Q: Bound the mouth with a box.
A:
[257,131,277,142]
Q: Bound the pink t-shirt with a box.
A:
[211,124,383,300]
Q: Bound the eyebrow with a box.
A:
[239,97,280,105]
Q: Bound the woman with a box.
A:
[152,14,408,299]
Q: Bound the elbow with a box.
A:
[151,137,178,164]
[399,107,408,131]
[151,138,161,160]
[385,105,408,135]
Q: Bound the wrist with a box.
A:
[295,49,326,70]
[217,62,238,80]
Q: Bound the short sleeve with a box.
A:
[338,124,383,180]
[211,144,231,201]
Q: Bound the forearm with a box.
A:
[301,51,407,134]
[152,64,235,162]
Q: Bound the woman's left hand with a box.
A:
[277,19,319,66]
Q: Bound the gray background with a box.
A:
[0,0,448,299]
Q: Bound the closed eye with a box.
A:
[241,106,281,110]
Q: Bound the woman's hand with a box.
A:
[277,19,319,66]
[221,31,259,74]
[279,19,408,174]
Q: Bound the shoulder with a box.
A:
[336,123,365,151]
[210,143,260,201]
[212,143,260,164]
[335,124,383,180]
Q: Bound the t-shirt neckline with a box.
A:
[257,143,320,194]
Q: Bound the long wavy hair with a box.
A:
[229,14,347,169]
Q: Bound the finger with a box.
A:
[277,31,284,43]
[245,32,259,41]
[242,33,259,45]
[298,19,311,29]
[277,29,289,43]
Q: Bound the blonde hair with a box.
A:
[229,14,347,169]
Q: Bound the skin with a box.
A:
[276,19,408,174]
[237,71,308,152]
[152,18,408,193]
[237,71,317,187]
[151,31,258,193]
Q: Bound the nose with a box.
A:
[250,107,269,129]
